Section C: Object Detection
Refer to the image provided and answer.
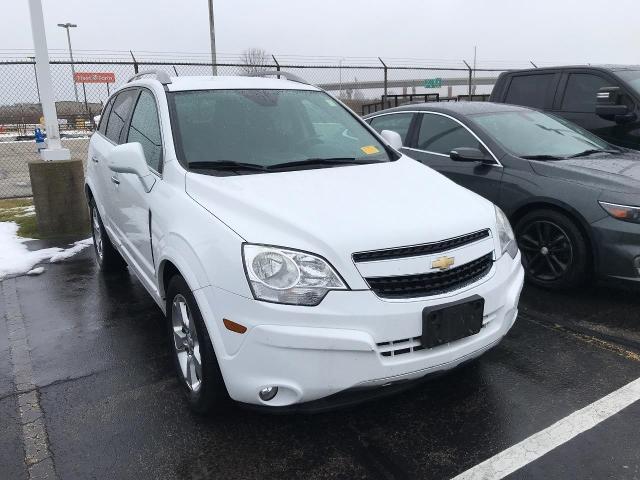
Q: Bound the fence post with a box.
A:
[130,50,139,74]
[272,55,280,78]
[378,57,388,99]
[463,60,472,99]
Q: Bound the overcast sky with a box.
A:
[2,0,639,66]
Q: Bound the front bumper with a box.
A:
[591,216,640,282]
[195,252,524,407]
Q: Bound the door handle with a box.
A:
[91,155,99,163]
[110,175,120,185]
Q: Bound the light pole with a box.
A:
[57,22,79,104]
[207,0,217,75]
[338,57,345,98]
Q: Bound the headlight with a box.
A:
[495,206,518,258]
[242,244,348,306]
[599,201,640,224]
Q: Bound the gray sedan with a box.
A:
[365,102,640,289]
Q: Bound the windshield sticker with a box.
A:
[361,145,380,155]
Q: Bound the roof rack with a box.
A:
[244,70,309,85]
[126,70,172,85]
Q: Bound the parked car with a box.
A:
[85,71,524,413]
[365,102,640,289]
[490,65,640,150]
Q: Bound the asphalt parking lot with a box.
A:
[1,247,639,480]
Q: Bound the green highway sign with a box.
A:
[424,78,442,88]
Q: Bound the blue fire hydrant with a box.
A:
[34,127,46,152]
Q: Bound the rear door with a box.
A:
[553,70,638,148]
[405,112,503,205]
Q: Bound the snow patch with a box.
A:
[27,267,45,276]
[0,222,93,281]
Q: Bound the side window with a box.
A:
[369,113,414,144]
[416,114,480,154]
[505,74,555,109]
[98,98,114,135]
[105,90,138,144]
[561,73,612,113]
[127,90,163,172]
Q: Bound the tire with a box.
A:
[89,199,127,272]
[166,274,228,414]
[515,209,591,289]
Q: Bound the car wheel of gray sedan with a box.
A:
[515,209,590,289]
[166,274,229,415]
[89,199,127,272]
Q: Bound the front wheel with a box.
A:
[515,209,591,289]
[166,274,228,414]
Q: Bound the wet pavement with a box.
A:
[1,249,639,480]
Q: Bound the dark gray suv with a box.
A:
[365,102,640,289]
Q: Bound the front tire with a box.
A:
[515,209,590,289]
[166,274,228,414]
[89,199,127,272]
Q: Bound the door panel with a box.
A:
[111,89,163,285]
[554,72,640,149]
[407,113,503,205]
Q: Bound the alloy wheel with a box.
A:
[92,207,104,261]
[171,294,203,392]
[517,220,573,282]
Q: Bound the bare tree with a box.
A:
[240,48,271,75]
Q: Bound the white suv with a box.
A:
[85,71,524,413]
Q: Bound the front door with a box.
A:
[111,89,164,286]
[406,112,504,205]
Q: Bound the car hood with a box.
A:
[529,150,640,194]
[185,156,497,265]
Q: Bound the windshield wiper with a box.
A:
[267,157,382,170]
[520,154,566,161]
[567,149,619,158]
[188,161,267,172]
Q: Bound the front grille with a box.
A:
[353,229,490,263]
[365,253,494,299]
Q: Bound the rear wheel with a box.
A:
[515,209,590,289]
[166,274,228,414]
[89,199,126,272]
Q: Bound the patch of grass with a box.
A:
[0,197,40,238]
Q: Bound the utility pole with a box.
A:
[57,22,79,104]
[29,0,69,160]
[207,0,217,75]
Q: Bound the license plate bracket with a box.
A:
[422,295,484,349]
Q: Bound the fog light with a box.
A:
[259,386,278,401]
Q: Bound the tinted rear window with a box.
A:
[505,74,555,109]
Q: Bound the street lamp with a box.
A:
[57,22,79,104]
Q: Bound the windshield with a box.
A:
[615,70,640,96]
[470,109,614,158]
[169,89,391,169]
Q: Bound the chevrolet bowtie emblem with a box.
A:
[432,256,455,271]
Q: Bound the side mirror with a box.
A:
[107,143,155,192]
[93,115,101,126]
[596,86,635,123]
[450,147,489,163]
[380,130,403,150]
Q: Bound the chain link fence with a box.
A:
[0,58,512,198]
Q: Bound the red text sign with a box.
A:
[74,72,116,83]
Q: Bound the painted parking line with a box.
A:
[452,376,640,480]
